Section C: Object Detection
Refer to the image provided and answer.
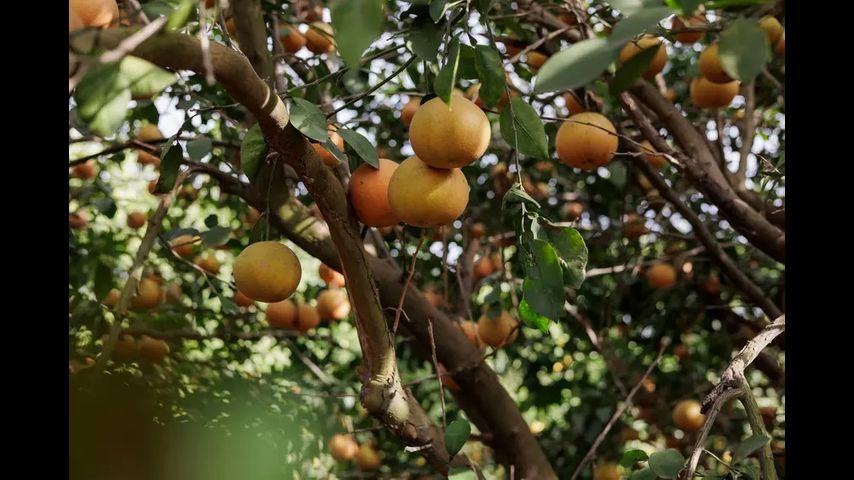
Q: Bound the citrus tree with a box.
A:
[69,0,785,478]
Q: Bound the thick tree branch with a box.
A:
[627,83,785,264]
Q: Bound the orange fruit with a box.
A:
[673,399,705,432]
[312,129,345,167]
[126,211,147,230]
[562,201,584,220]
[71,161,97,179]
[526,51,549,71]
[194,253,221,275]
[555,112,618,170]
[329,433,359,462]
[130,278,163,310]
[477,310,519,348]
[639,140,666,168]
[774,34,785,56]
[354,444,381,470]
[234,290,255,308]
[316,289,351,321]
[138,336,170,363]
[348,158,400,227]
[647,262,677,289]
[280,24,306,53]
[305,22,335,54]
[105,334,138,361]
[671,15,705,44]
[266,299,297,328]
[401,97,420,126]
[438,363,460,391]
[594,463,622,480]
[295,304,321,333]
[69,211,88,229]
[759,16,784,45]
[387,156,469,228]
[409,95,491,169]
[70,0,119,29]
[564,92,586,114]
[318,263,346,288]
[699,43,733,84]
[102,288,120,307]
[690,76,739,109]
[619,35,667,80]
[458,320,482,349]
[170,234,199,259]
[234,241,302,302]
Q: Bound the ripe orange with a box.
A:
[70,0,119,29]
[126,211,147,230]
[354,444,381,470]
[526,51,549,71]
[401,97,420,126]
[690,76,739,109]
[319,263,346,288]
[564,92,586,114]
[170,234,199,259]
[555,112,618,170]
[329,433,359,462]
[194,253,221,275]
[639,140,666,168]
[266,299,297,328]
[138,336,170,363]
[673,399,705,432]
[348,158,400,227]
[409,95,491,169]
[234,290,256,308]
[316,289,351,321]
[594,463,622,480]
[130,278,163,310]
[477,310,519,348]
[699,43,733,84]
[758,16,784,45]
[619,35,667,80]
[280,24,307,53]
[107,334,138,361]
[458,320,482,349]
[388,156,469,228]
[312,129,345,167]
[295,304,321,333]
[305,22,335,54]
[647,262,677,289]
[71,161,97,179]
[671,15,705,44]
[234,241,302,302]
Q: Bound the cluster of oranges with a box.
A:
[328,433,381,470]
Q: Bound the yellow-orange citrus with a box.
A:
[329,434,359,462]
[671,15,705,44]
[699,43,733,84]
[234,290,255,308]
[526,51,549,71]
[355,444,381,470]
[401,97,420,126]
[72,161,97,179]
[126,211,147,230]
[388,156,469,228]
[639,140,666,168]
[170,234,198,259]
[349,158,400,227]
[319,263,346,288]
[280,24,307,53]
[409,95,491,169]
[594,462,622,480]
[647,262,677,289]
[759,16,784,45]
[673,399,705,431]
[138,336,170,363]
[477,310,519,348]
[316,289,351,321]
[312,129,345,167]
[233,241,302,302]
[555,112,618,170]
[619,35,667,80]
[70,0,119,29]
[131,278,163,310]
[194,253,221,275]
[305,22,335,54]
[295,304,321,333]
[266,299,297,328]
[564,92,586,114]
[690,76,739,109]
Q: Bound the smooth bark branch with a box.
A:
[71,28,449,472]
[680,388,745,480]
[628,83,785,264]
[619,95,783,321]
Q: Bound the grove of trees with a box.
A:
[69,0,785,478]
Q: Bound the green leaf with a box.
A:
[74,62,131,137]
[621,449,649,467]
[120,56,177,98]
[502,184,541,211]
[241,124,268,181]
[289,98,329,142]
[475,0,494,14]
[322,137,348,164]
[457,44,479,79]
[141,0,173,19]
[522,239,565,320]
[518,299,549,333]
[733,434,770,461]
[331,0,384,69]
[499,99,549,160]
[430,0,449,22]
[204,214,219,229]
[705,0,768,8]
[608,7,674,46]
[629,467,658,480]
[648,449,685,479]
[676,0,705,15]
[164,227,199,240]
[92,197,117,218]
[540,225,588,289]
[610,45,661,95]
[608,161,627,189]
[186,137,212,160]
[408,15,443,61]
[156,143,183,193]
[434,39,461,105]
[93,260,113,302]
[737,462,761,480]
[533,38,618,93]
[607,0,662,15]
[444,418,471,458]
[200,226,231,246]
[718,18,771,83]
[448,469,477,480]
[248,215,272,244]
[474,45,505,107]
[338,128,379,168]
[166,0,195,30]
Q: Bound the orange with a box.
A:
[295,304,321,333]
[305,22,335,54]
[619,35,667,80]
[170,234,199,259]
[639,140,666,168]
[671,15,705,44]
[564,92,586,114]
[130,278,163,310]
[71,161,97,179]
[647,262,677,289]
[70,0,119,29]
[126,211,147,230]
[318,263,346,288]
[329,433,358,462]
[388,156,469,227]
[477,310,519,348]
[234,290,255,308]
[266,299,297,328]
[354,444,381,470]
[759,16,784,45]
[280,24,307,53]
[401,97,420,126]
[690,76,739,109]
[673,399,705,432]
[699,43,733,84]
[349,158,399,227]
[312,129,344,167]
[233,241,302,302]
[409,95,491,169]
[138,336,170,363]
[316,289,351,321]
[555,112,618,170]
[526,51,549,71]
[594,463,622,480]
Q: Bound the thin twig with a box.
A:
[735,81,755,187]
[427,317,447,428]
[569,340,669,480]
[392,232,426,334]
[327,55,416,118]
[681,388,745,479]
